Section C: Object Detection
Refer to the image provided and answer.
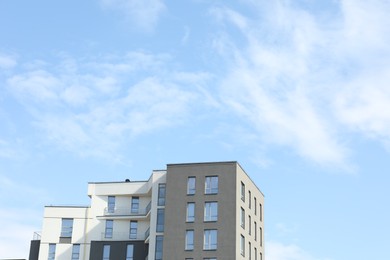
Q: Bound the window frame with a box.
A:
[205,176,218,194]
[103,244,110,260]
[156,208,165,232]
[204,201,218,222]
[131,197,139,214]
[48,244,56,260]
[186,202,195,222]
[107,196,115,213]
[71,244,80,260]
[105,220,113,238]
[185,230,194,250]
[126,244,134,260]
[129,221,138,239]
[158,183,166,206]
[60,218,73,238]
[203,229,217,250]
[187,177,196,195]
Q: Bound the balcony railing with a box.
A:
[144,227,150,240]
[100,232,146,241]
[104,201,151,216]
[33,231,41,240]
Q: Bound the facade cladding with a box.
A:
[28,161,264,260]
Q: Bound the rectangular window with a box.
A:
[254,197,257,215]
[71,244,80,260]
[260,227,263,247]
[255,247,257,260]
[249,242,252,260]
[204,202,218,222]
[205,176,218,194]
[187,177,196,195]
[126,244,134,260]
[129,221,137,239]
[241,207,245,229]
[156,208,165,232]
[240,235,245,256]
[241,182,245,201]
[185,230,194,250]
[260,252,263,260]
[158,184,166,206]
[155,235,163,260]
[186,203,195,222]
[61,218,73,237]
[254,221,257,241]
[105,220,113,238]
[48,244,56,260]
[249,191,251,208]
[131,197,139,214]
[249,215,251,235]
[203,229,217,250]
[103,245,110,260]
[107,196,115,213]
[260,203,262,222]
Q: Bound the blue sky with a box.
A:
[1,0,390,259]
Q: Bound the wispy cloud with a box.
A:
[100,0,166,31]
[212,0,390,167]
[0,52,17,70]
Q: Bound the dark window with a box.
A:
[131,197,139,214]
[241,182,245,201]
[158,184,166,206]
[155,235,163,260]
[107,196,115,213]
[156,208,165,232]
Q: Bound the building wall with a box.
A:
[89,240,148,260]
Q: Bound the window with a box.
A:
[185,230,194,250]
[249,242,252,260]
[126,244,134,260]
[155,235,163,260]
[158,184,166,206]
[241,182,245,201]
[186,203,195,222]
[103,245,110,260]
[203,229,217,250]
[48,244,56,260]
[156,208,165,232]
[254,197,257,215]
[249,215,251,235]
[204,202,218,222]
[241,207,245,229]
[240,235,245,256]
[60,218,73,237]
[187,177,196,195]
[129,221,137,239]
[105,220,113,238]
[254,221,257,241]
[259,203,262,222]
[107,196,115,213]
[249,191,251,208]
[260,252,263,260]
[71,244,80,260]
[131,197,139,214]
[260,227,263,247]
[255,247,257,260]
[205,176,218,194]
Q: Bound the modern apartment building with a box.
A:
[28,161,264,260]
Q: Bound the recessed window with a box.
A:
[71,244,80,260]
[156,209,165,232]
[249,215,251,235]
[241,207,245,229]
[48,244,56,260]
[254,221,257,241]
[241,182,245,201]
[260,252,263,260]
[105,220,113,238]
[61,218,73,237]
[205,176,218,194]
[259,203,262,222]
[203,229,217,250]
[249,242,252,260]
[240,235,245,256]
[249,191,251,208]
[186,203,195,222]
[185,230,194,250]
[260,227,263,247]
[129,221,137,239]
[103,245,110,260]
[204,202,218,222]
[187,177,196,195]
[107,196,115,213]
[158,184,166,206]
[254,197,257,215]
[255,247,257,260]
[131,197,139,214]
[126,244,134,260]
[155,235,163,260]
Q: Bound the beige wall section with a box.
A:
[163,162,238,259]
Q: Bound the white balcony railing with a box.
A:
[100,231,146,241]
[104,201,151,216]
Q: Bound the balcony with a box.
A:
[102,201,151,219]
[100,231,149,241]
[33,231,41,240]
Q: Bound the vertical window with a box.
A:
[156,208,165,232]
[131,197,139,214]
[48,244,56,260]
[61,218,73,237]
[205,176,218,194]
[260,252,263,260]
[249,191,251,208]
[254,221,257,241]
[105,220,113,238]
[249,215,251,235]
[240,235,245,256]
[107,196,115,213]
[241,207,245,229]
[255,247,257,260]
[103,245,110,260]
[126,244,134,260]
[71,244,80,260]
[203,229,217,250]
[155,235,163,260]
[249,242,252,260]
[260,227,263,247]
[158,184,166,206]
[204,202,218,222]
[241,182,245,201]
[187,177,196,195]
[254,197,257,215]
[185,230,194,250]
[186,203,195,222]
[259,203,262,222]
[129,221,137,239]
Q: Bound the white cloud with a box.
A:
[267,241,332,260]
[0,53,17,69]
[100,0,166,31]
